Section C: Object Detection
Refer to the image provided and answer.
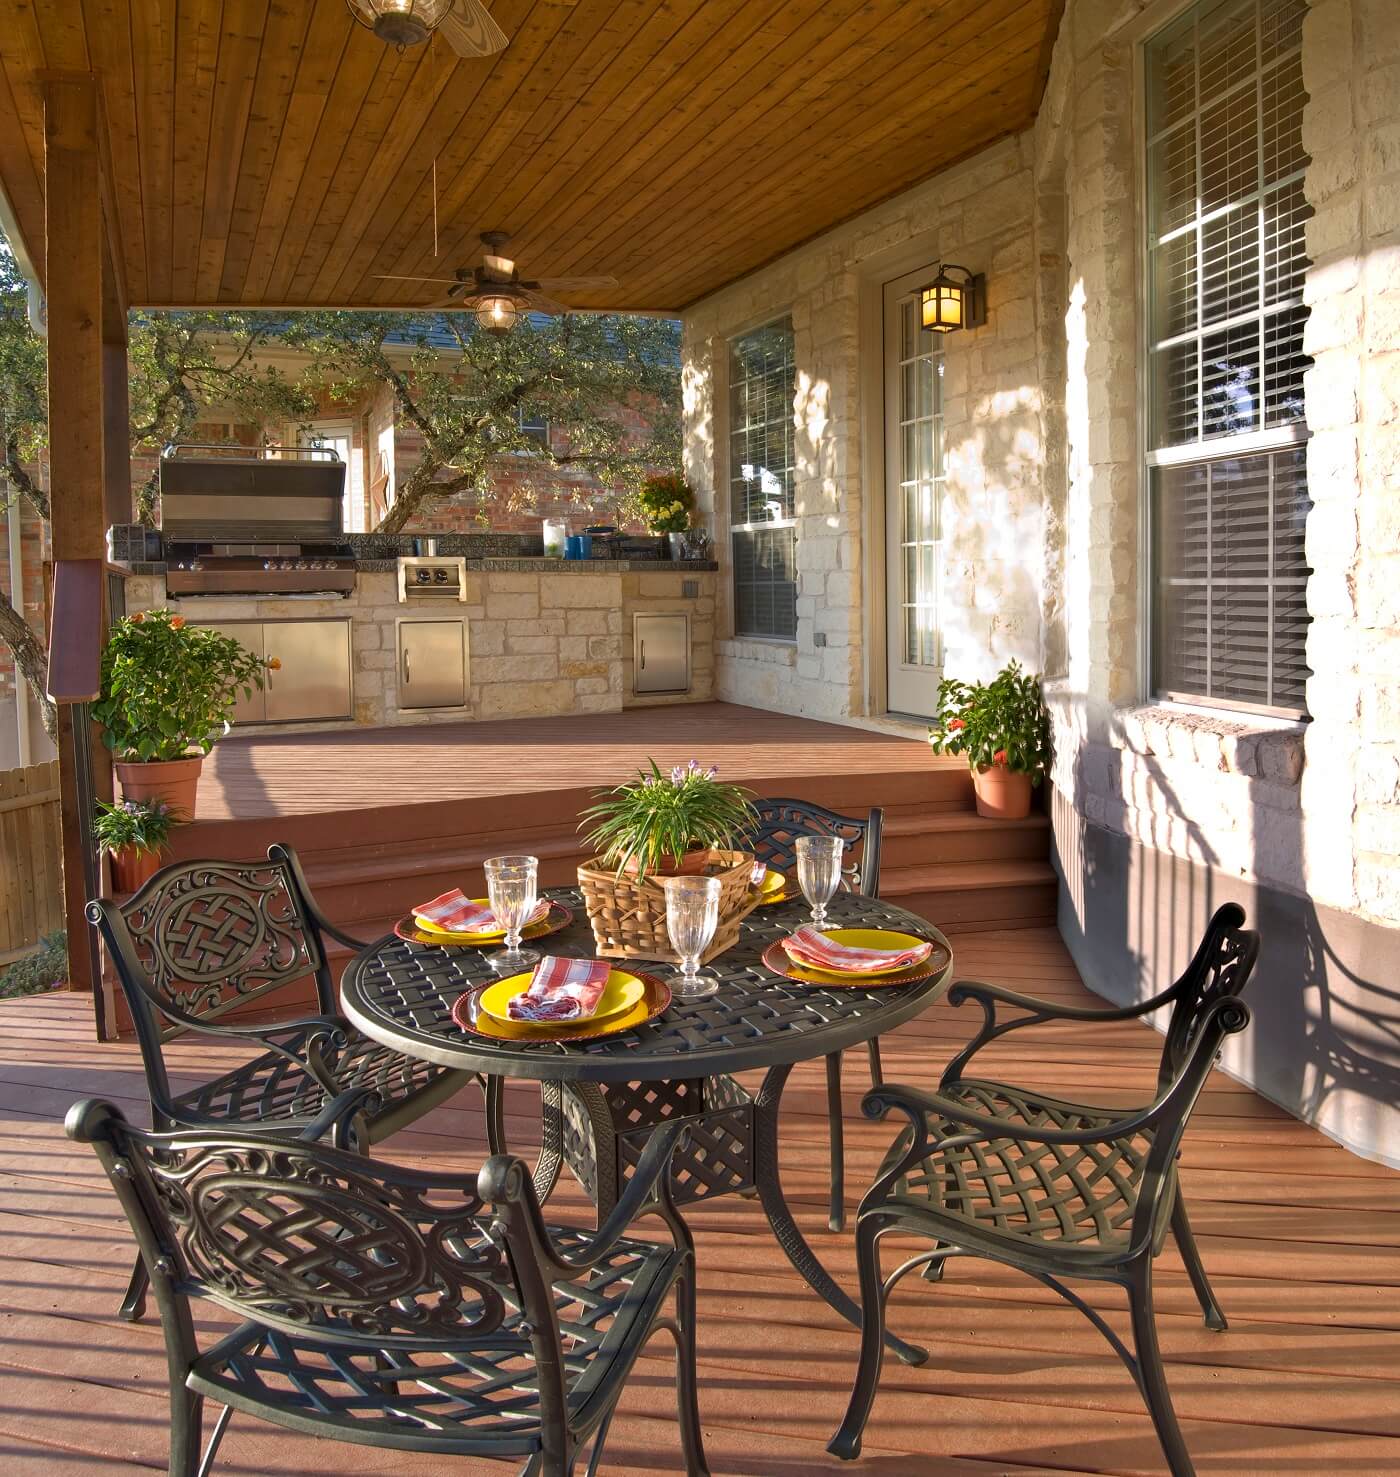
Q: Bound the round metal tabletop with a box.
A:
[341,888,953,1083]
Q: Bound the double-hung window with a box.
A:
[1145,0,1311,716]
[728,319,797,641]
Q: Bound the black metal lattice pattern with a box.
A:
[120,860,319,1022]
[341,890,951,1085]
[747,797,881,896]
[174,1030,448,1127]
[880,1079,1155,1248]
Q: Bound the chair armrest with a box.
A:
[168,1012,349,1097]
[862,1080,1161,1149]
[162,1084,379,1150]
[479,1120,691,1281]
[940,977,1175,1086]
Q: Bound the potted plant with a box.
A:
[927,661,1050,820]
[93,797,179,893]
[637,473,697,559]
[93,608,273,817]
[577,760,760,961]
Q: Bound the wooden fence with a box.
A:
[0,761,64,964]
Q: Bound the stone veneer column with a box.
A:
[1302,0,1400,920]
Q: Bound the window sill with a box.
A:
[1111,702,1305,785]
[718,636,798,665]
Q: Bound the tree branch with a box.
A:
[0,580,55,741]
[4,437,49,520]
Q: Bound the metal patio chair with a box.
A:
[748,797,885,1231]
[829,902,1259,1477]
[68,1094,708,1477]
[88,841,477,1323]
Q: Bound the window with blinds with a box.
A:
[729,319,798,640]
[1145,0,1311,716]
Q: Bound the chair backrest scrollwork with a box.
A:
[747,798,883,897]
[69,1101,515,1349]
[90,853,330,1040]
[1157,902,1256,1088]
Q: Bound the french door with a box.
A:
[883,266,946,717]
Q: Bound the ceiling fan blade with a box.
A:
[535,275,620,292]
[519,288,571,316]
[374,273,467,285]
[438,1,509,59]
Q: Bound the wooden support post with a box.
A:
[44,76,108,998]
[102,237,130,531]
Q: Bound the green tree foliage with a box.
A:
[282,310,681,533]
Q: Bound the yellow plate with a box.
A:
[759,868,787,897]
[477,969,645,1031]
[413,898,548,941]
[783,927,932,979]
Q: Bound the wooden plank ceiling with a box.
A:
[0,0,1062,313]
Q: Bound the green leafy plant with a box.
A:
[637,473,695,534]
[93,797,180,856]
[928,660,1050,780]
[0,931,66,999]
[93,608,270,762]
[581,759,758,878]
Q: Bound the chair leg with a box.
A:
[1172,1196,1227,1331]
[195,1404,232,1477]
[865,1037,884,1088]
[169,1388,204,1477]
[828,1215,890,1461]
[119,1254,149,1322]
[672,1265,711,1476]
[1128,1266,1195,1477]
[825,1052,846,1233]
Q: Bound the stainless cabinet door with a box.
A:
[398,620,467,709]
[263,620,352,723]
[199,622,266,724]
[633,613,690,694]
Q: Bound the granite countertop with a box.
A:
[128,556,719,576]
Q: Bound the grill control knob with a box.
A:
[433,568,450,583]
[415,567,432,584]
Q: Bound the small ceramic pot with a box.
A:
[109,845,162,894]
[114,755,203,820]
[971,763,1034,820]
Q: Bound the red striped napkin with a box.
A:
[415,889,548,933]
[781,925,932,974]
[508,956,612,1022]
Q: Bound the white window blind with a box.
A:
[729,319,797,641]
[1145,0,1311,715]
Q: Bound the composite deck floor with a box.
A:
[191,702,946,820]
[3,928,1400,1474]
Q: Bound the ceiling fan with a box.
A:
[376,232,619,332]
[344,0,508,58]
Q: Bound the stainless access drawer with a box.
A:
[633,613,691,695]
[263,620,353,723]
[397,618,469,709]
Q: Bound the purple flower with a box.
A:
[670,759,718,787]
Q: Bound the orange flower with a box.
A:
[169,615,186,629]
[129,611,144,623]
[267,657,282,671]
[993,748,1009,766]
[947,717,965,731]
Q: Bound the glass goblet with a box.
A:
[796,833,844,930]
[484,854,542,975]
[662,874,722,1000]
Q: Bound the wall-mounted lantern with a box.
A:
[918,264,987,334]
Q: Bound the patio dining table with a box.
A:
[341,887,952,1361]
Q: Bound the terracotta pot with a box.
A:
[971,763,1034,820]
[109,845,162,894]
[620,848,715,878]
[114,755,203,820]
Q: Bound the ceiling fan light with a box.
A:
[345,0,456,50]
[475,294,520,333]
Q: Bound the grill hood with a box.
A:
[159,445,345,542]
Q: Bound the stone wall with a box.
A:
[681,133,1045,722]
[123,566,715,730]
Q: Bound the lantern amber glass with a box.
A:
[920,281,964,332]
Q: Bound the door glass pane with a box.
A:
[896,299,945,669]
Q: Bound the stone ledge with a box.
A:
[1111,703,1306,785]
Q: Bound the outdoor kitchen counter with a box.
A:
[118,562,717,729]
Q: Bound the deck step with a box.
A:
[878,859,1060,933]
[878,808,1050,866]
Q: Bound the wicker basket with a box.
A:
[577,849,760,963]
